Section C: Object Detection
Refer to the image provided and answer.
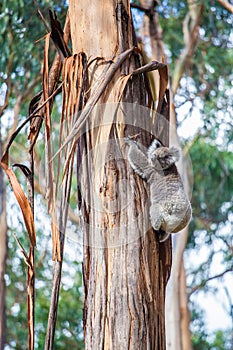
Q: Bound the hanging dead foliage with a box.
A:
[1,153,36,247]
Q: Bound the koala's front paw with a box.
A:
[150,205,162,231]
[150,216,162,231]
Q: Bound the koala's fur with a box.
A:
[125,138,192,240]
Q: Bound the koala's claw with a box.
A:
[158,229,171,243]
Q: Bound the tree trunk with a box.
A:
[165,2,203,347]
[0,139,7,350]
[165,104,193,350]
[69,0,171,348]
[180,258,192,350]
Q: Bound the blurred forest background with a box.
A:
[0,0,232,349]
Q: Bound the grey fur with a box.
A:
[125,138,192,237]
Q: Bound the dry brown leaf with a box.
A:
[43,33,55,214]
[1,154,36,247]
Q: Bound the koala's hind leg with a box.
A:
[150,204,170,242]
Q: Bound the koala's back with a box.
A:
[149,168,191,233]
[149,167,184,201]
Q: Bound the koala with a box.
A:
[125,137,192,242]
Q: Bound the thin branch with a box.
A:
[27,247,35,350]
[28,132,35,350]
[215,233,233,256]
[4,76,42,148]
[172,4,204,94]
[222,286,233,314]
[130,2,160,16]
[217,0,233,13]
[0,83,12,118]
[13,234,32,269]
[131,60,166,76]
[188,268,233,296]
[37,8,50,33]
[2,83,63,160]
[130,3,150,14]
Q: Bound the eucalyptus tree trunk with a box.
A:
[69,0,171,348]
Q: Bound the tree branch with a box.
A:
[217,0,233,14]
[188,268,233,296]
[131,3,150,14]
[172,4,204,94]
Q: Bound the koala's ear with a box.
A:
[147,139,160,159]
[169,147,180,163]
